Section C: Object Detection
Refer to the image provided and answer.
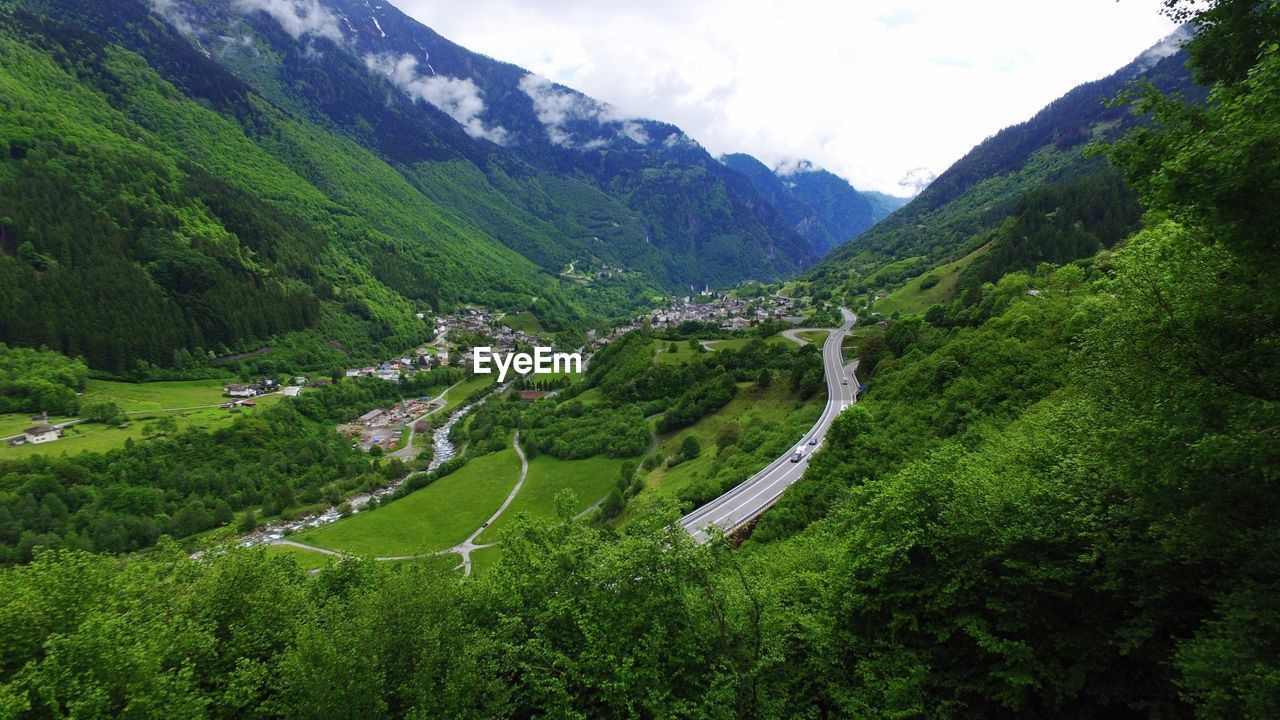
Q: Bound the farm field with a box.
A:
[1,380,284,459]
[81,378,230,412]
[293,447,521,557]
[476,454,629,543]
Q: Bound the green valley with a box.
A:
[1,0,1278,718]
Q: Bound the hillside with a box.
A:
[0,0,820,374]
[721,153,906,255]
[178,0,817,285]
[807,27,1201,305]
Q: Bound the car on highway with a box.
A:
[808,437,817,445]
[841,379,848,385]
[790,451,804,463]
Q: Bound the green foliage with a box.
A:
[678,434,702,460]
[0,371,458,563]
[0,344,86,415]
[78,399,122,425]
[0,3,1276,718]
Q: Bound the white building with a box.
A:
[224,385,258,398]
[24,425,61,444]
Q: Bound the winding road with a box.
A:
[439,432,529,575]
[680,308,857,543]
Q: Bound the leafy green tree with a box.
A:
[80,400,123,426]
[678,434,701,460]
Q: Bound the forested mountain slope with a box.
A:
[807,27,1201,302]
[0,0,820,374]
[721,153,906,255]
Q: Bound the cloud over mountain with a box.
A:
[234,0,343,42]
[365,53,509,144]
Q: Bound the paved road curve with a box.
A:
[680,308,857,544]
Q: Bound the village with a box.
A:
[587,291,803,349]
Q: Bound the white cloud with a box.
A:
[366,53,509,144]
[519,73,611,146]
[518,73,652,148]
[898,167,937,195]
[234,0,344,43]
[149,0,199,36]
[620,121,649,145]
[392,0,1177,194]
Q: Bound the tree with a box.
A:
[756,368,772,388]
[716,422,741,451]
[81,400,124,426]
[678,434,701,460]
[238,508,258,533]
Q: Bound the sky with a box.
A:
[390,0,1177,195]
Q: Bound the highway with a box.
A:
[680,308,857,544]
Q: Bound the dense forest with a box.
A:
[1,0,1277,717]
[0,345,87,415]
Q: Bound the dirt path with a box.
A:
[438,431,530,576]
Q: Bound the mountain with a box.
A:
[0,0,817,374]
[174,0,817,285]
[807,27,1201,303]
[721,154,906,255]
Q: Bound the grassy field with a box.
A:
[500,311,543,334]
[863,255,927,286]
[702,335,788,352]
[574,388,604,405]
[653,335,787,365]
[619,381,823,523]
[81,379,230,412]
[441,374,496,414]
[469,545,503,576]
[476,454,628,543]
[1,379,230,439]
[652,339,702,365]
[1,388,284,459]
[264,543,338,571]
[293,448,521,556]
[873,243,992,316]
[795,330,830,346]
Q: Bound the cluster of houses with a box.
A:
[582,293,802,351]
[344,307,548,383]
[646,293,799,330]
[223,376,315,405]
